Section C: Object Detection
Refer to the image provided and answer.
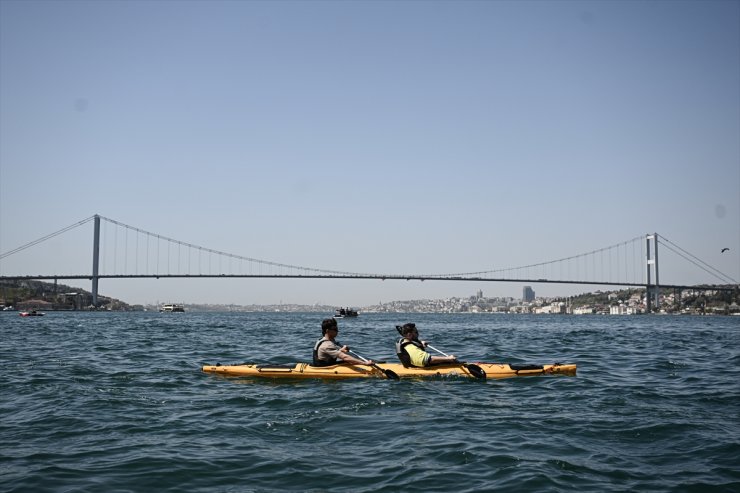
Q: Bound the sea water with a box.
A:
[1,312,738,492]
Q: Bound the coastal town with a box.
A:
[1,280,738,315]
[363,287,740,315]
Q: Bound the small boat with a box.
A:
[19,310,44,317]
[202,361,576,380]
[160,304,185,313]
[334,307,358,318]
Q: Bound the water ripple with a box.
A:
[2,312,739,492]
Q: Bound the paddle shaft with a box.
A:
[426,344,451,357]
[348,349,399,380]
[347,349,373,364]
[426,345,486,379]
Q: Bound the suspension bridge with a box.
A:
[1,214,737,311]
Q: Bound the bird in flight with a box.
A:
[721,247,730,253]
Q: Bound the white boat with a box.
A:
[160,304,185,313]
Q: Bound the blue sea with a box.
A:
[1,312,738,492]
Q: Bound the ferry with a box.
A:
[160,304,185,313]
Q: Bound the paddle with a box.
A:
[425,344,486,379]
[347,349,400,380]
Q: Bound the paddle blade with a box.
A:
[383,368,400,380]
[368,362,399,380]
[465,363,486,379]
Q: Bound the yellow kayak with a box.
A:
[202,361,576,380]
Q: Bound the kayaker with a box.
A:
[312,318,373,367]
[396,323,457,367]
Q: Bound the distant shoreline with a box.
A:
[3,279,737,315]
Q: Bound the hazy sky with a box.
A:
[1,0,738,306]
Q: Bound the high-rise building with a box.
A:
[523,286,535,302]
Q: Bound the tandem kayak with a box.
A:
[202,361,576,380]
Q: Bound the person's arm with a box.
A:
[429,354,457,364]
[336,351,373,365]
[417,339,456,364]
[337,346,373,365]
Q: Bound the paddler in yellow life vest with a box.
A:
[312,318,373,367]
[395,323,458,367]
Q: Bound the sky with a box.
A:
[1,0,738,307]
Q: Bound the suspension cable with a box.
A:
[427,235,645,278]
[0,216,96,260]
[658,235,737,284]
[96,215,372,277]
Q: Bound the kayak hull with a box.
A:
[202,362,576,380]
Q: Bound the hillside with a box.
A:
[0,279,137,311]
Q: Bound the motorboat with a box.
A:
[20,310,44,317]
[334,307,358,318]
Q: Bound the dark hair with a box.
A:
[401,323,417,336]
[321,318,338,335]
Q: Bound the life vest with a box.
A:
[395,337,426,367]
[312,338,338,366]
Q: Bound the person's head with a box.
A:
[322,318,338,335]
[401,323,418,338]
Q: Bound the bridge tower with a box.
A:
[645,233,660,313]
[91,214,100,307]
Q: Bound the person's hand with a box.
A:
[365,359,374,366]
[421,340,428,347]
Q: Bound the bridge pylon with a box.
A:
[646,233,660,313]
[91,214,100,307]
